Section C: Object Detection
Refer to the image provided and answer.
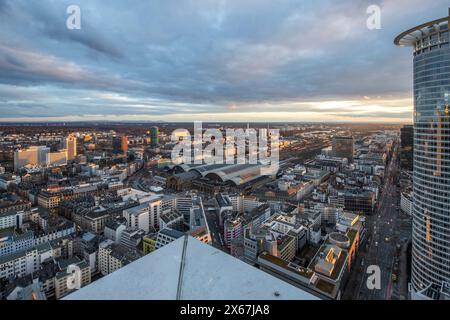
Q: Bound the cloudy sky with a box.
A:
[0,0,448,123]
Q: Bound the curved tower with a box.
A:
[395,12,450,296]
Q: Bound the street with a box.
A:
[204,208,225,250]
[343,142,412,300]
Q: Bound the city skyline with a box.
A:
[1,1,449,123]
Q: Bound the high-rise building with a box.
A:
[123,203,151,233]
[112,136,124,155]
[112,135,128,156]
[14,146,50,171]
[332,136,354,161]
[121,135,128,155]
[395,11,450,297]
[112,136,121,154]
[150,126,159,147]
[47,150,67,167]
[66,134,77,161]
[400,125,414,171]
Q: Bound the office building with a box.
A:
[98,239,141,276]
[121,136,128,155]
[66,134,77,161]
[54,257,91,299]
[104,220,127,244]
[343,190,376,215]
[112,136,123,154]
[0,243,53,280]
[223,217,242,249]
[155,228,184,249]
[395,10,450,297]
[150,126,159,147]
[142,234,157,254]
[14,146,50,172]
[47,150,67,167]
[0,210,23,230]
[120,227,145,250]
[123,203,151,233]
[0,230,34,257]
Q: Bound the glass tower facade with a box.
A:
[150,126,159,147]
[396,15,450,294]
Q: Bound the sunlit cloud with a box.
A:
[0,0,447,122]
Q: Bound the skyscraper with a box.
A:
[112,136,122,154]
[112,136,128,155]
[66,134,77,161]
[150,126,159,147]
[121,136,128,156]
[395,11,450,297]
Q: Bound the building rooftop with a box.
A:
[394,12,449,46]
[160,209,183,224]
[123,202,149,216]
[159,228,184,239]
[65,236,318,300]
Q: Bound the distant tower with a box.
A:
[112,136,122,154]
[66,134,77,161]
[121,136,129,155]
[150,126,159,147]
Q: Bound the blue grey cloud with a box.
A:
[0,0,448,120]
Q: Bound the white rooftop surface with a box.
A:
[65,236,318,300]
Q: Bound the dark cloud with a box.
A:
[0,0,447,120]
